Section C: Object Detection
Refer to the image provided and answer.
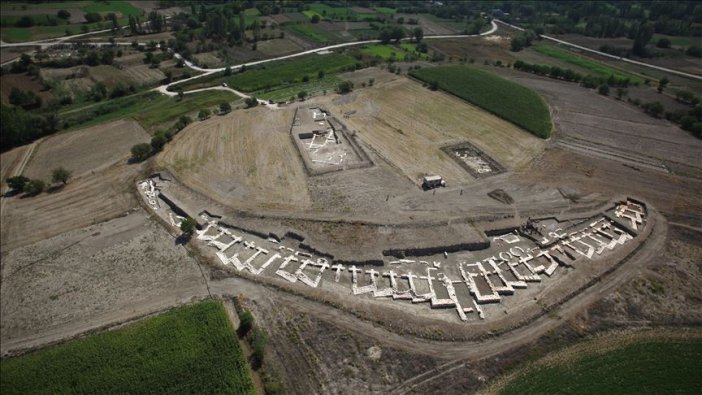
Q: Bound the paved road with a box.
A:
[495,19,702,81]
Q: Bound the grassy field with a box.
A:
[256,74,342,102]
[173,53,357,93]
[284,23,339,43]
[496,332,702,395]
[360,43,429,61]
[652,33,700,48]
[61,90,241,132]
[531,44,643,83]
[410,65,552,139]
[0,300,255,394]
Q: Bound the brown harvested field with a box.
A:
[1,160,143,253]
[23,119,149,181]
[428,35,517,64]
[0,209,207,355]
[157,107,311,211]
[257,38,307,58]
[397,14,457,35]
[0,145,30,186]
[321,69,546,185]
[192,52,225,68]
[89,64,165,88]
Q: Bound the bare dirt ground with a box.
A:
[319,70,546,185]
[157,106,312,212]
[0,73,53,103]
[0,144,30,185]
[23,119,149,181]
[1,160,144,252]
[0,208,208,356]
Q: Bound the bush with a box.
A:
[686,45,702,58]
[84,12,102,23]
[51,167,72,185]
[57,10,71,19]
[598,83,610,96]
[311,14,320,24]
[337,80,354,94]
[150,132,167,151]
[15,16,34,28]
[180,217,198,234]
[6,175,29,192]
[219,102,232,114]
[642,101,665,118]
[23,179,45,195]
[244,97,259,108]
[130,143,152,162]
[238,311,254,337]
[198,108,211,120]
[249,328,267,370]
[656,38,671,48]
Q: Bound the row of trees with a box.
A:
[5,167,72,197]
[513,60,635,88]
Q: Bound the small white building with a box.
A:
[423,175,446,189]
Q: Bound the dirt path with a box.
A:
[0,141,36,218]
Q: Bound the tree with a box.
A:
[57,10,71,19]
[23,179,45,195]
[224,65,232,76]
[686,45,702,58]
[631,22,654,57]
[15,16,34,28]
[238,311,254,337]
[84,12,102,23]
[337,81,354,94]
[245,97,259,108]
[311,14,320,24]
[616,88,628,100]
[657,77,669,93]
[675,90,700,105]
[317,70,325,79]
[51,167,72,185]
[412,27,424,43]
[198,108,211,120]
[177,88,184,100]
[151,132,167,151]
[656,38,671,48]
[180,217,197,234]
[642,101,665,118]
[130,143,152,161]
[6,175,29,192]
[598,83,610,96]
[219,102,232,113]
[297,91,307,100]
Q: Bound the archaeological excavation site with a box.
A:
[2,2,701,393]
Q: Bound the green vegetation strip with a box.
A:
[173,53,358,93]
[500,337,702,394]
[531,44,642,83]
[410,65,552,139]
[0,300,255,394]
[62,90,241,131]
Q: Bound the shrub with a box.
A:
[598,83,610,96]
[656,38,671,48]
[150,132,167,151]
[238,311,254,337]
[219,102,232,114]
[180,217,198,234]
[6,175,29,192]
[51,167,72,185]
[130,143,152,162]
[686,45,702,58]
[84,12,102,23]
[23,179,45,195]
[198,108,211,120]
[337,80,354,94]
[57,10,71,19]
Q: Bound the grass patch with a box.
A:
[652,33,699,48]
[83,1,141,17]
[309,3,356,19]
[500,338,702,394]
[171,53,357,93]
[360,43,429,61]
[284,23,337,43]
[531,44,642,83]
[62,90,241,131]
[0,300,255,394]
[410,65,552,139]
[255,74,342,102]
[374,7,396,15]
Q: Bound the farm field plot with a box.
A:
[530,44,644,84]
[158,106,311,211]
[23,119,149,181]
[411,65,553,139]
[494,330,702,395]
[0,159,142,252]
[322,70,545,185]
[0,300,254,394]
[0,209,207,352]
[360,43,428,61]
[0,73,53,104]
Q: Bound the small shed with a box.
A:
[423,175,446,189]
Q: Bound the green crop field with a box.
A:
[83,1,141,17]
[499,338,702,394]
[410,65,552,138]
[531,44,643,83]
[360,43,429,61]
[285,23,336,43]
[0,300,255,394]
[61,90,241,131]
[256,74,342,102]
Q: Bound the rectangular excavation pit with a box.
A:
[291,106,373,175]
[442,142,505,178]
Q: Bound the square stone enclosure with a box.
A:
[291,107,372,176]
